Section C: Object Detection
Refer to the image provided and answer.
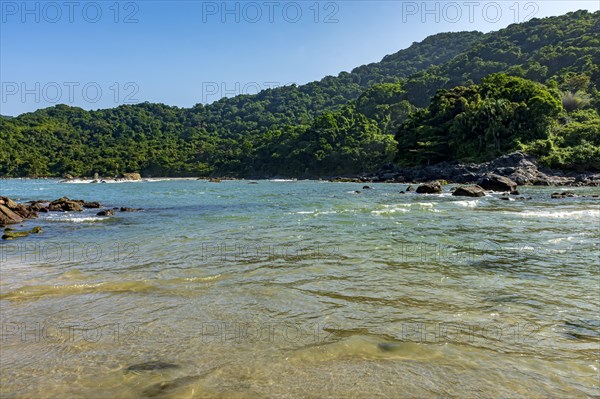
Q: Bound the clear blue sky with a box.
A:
[1,1,598,116]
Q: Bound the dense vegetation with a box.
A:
[1,10,599,177]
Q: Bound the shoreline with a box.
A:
[2,152,599,187]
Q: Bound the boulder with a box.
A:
[50,197,71,205]
[97,210,114,216]
[83,201,101,209]
[12,203,37,219]
[61,201,83,212]
[477,174,517,192]
[30,202,49,212]
[362,186,372,190]
[0,197,18,209]
[120,207,136,212]
[0,197,36,224]
[0,204,24,225]
[452,185,486,197]
[406,185,415,192]
[551,191,577,199]
[48,197,83,212]
[121,172,142,181]
[416,181,442,194]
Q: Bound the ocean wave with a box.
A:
[452,200,481,208]
[516,209,600,219]
[61,179,143,184]
[44,216,110,223]
[1,274,224,301]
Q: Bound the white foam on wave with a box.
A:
[44,216,109,223]
[372,204,410,215]
[516,209,600,219]
[416,202,434,207]
[548,236,575,244]
[292,210,338,216]
[452,200,481,208]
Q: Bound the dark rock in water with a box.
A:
[47,197,83,212]
[30,202,48,212]
[551,191,577,199]
[2,231,29,240]
[478,174,517,192]
[142,375,202,397]
[83,201,101,209]
[120,207,136,212]
[452,185,485,197]
[97,210,114,216]
[500,197,512,201]
[510,190,520,195]
[61,201,83,212]
[399,191,405,194]
[363,185,372,190]
[30,226,42,234]
[248,182,258,184]
[126,361,180,371]
[406,185,415,192]
[50,197,70,205]
[354,190,362,194]
[416,181,442,194]
[378,342,402,352]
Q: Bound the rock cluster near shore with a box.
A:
[0,197,37,225]
[1,196,141,239]
[362,152,600,186]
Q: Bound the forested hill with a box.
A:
[1,10,599,178]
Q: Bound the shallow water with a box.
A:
[1,179,599,398]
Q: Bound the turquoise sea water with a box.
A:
[1,179,599,398]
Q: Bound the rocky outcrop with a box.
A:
[452,185,486,197]
[367,152,600,186]
[1,197,37,225]
[416,181,442,194]
[121,172,142,181]
[477,174,518,192]
[551,191,577,199]
[1,196,136,237]
[48,197,84,212]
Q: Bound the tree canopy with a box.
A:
[1,11,599,177]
